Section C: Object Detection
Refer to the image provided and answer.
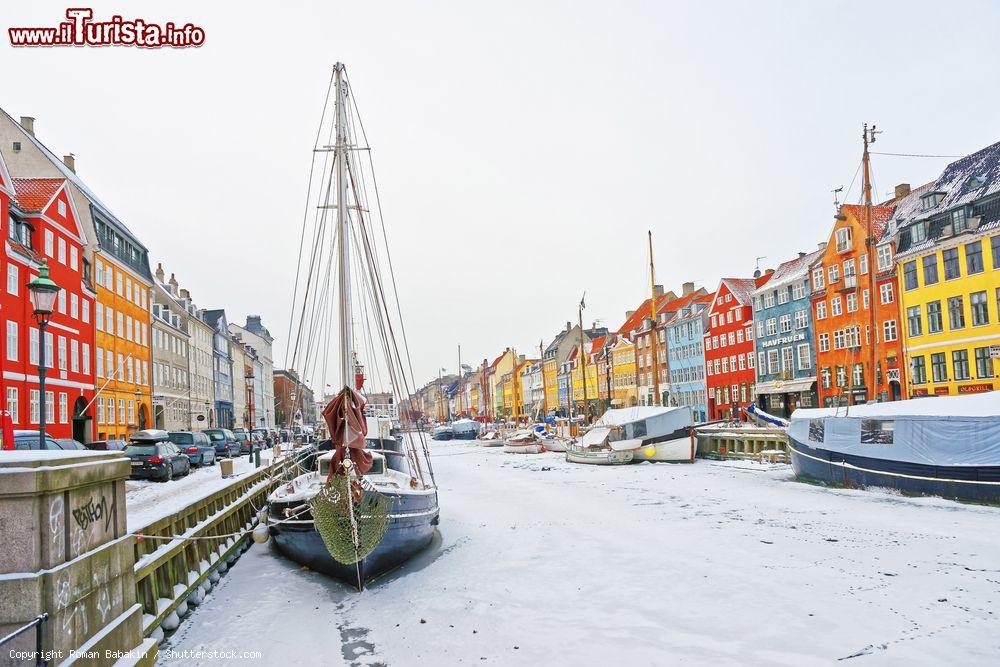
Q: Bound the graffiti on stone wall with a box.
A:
[71,494,115,533]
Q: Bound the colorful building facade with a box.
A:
[665,292,713,422]
[705,276,768,420]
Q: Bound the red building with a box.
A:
[704,274,771,420]
[1,158,97,441]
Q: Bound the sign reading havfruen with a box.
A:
[8,8,205,48]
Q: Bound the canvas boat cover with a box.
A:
[577,427,611,448]
[592,405,694,442]
[789,391,1000,467]
[452,419,480,434]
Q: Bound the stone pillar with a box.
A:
[0,451,156,666]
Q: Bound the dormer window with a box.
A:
[951,208,968,233]
[920,192,943,210]
[910,221,928,244]
[968,175,985,189]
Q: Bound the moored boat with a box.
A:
[788,392,1000,503]
[502,429,545,454]
[431,425,454,441]
[451,418,481,440]
[567,406,695,464]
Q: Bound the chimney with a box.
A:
[653,284,664,298]
[63,154,75,173]
[765,268,775,275]
[179,288,191,300]
[626,310,635,319]
[168,273,179,294]
[798,251,806,258]
[566,321,571,331]
[682,281,694,296]
[894,183,911,200]
[818,241,827,251]
[20,117,35,136]
[155,262,165,283]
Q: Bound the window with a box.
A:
[846,293,857,313]
[777,289,790,305]
[83,300,90,325]
[6,264,17,295]
[819,333,830,352]
[44,229,54,257]
[952,208,968,233]
[767,349,779,374]
[926,301,943,334]
[816,301,827,320]
[105,307,113,334]
[82,343,90,375]
[6,388,18,425]
[943,248,960,280]
[793,281,807,300]
[5,321,16,361]
[70,340,79,372]
[763,292,776,308]
[781,347,794,374]
[830,297,842,317]
[59,393,68,424]
[29,328,39,365]
[952,349,970,381]
[70,293,78,320]
[880,283,894,304]
[45,392,54,424]
[57,238,66,264]
[970,291,989,326]
[118,398,126,425]
[97,397,104,424]
[736,329,743,343]
[820,367,832,389]
[812,267,825,290]
[948,296,965,329]
[906,306,922,337]
[29,390,40,424]
[57,336,67,370]
[107,397,115,424]
[922,255,938,286]
[70,246,78,271]
[863,289,870,310]
[861,420,894,445]
[966,241,984,275]
[876,244,892,271]
[808,419,825,443]
[903,261,918,290]
[828,264,840,283]
[57,289,66,314]
[931,353,948,383]
[975,347,995,379]
[779,314,791,333]
[44,332,53,369]
[910,356,927,384]
[993,235,1000,269]
[835,227,852,252]
[116,272,123,296]
[859,254,868,275]
[95,259,104,286]
[765,318,777,336]
[794,310,808,329]
[883,319,897,342]
[116,311,124,337]
[911,221,928,243]
[797,343,811,370]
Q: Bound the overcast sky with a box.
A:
[3,1,999,392]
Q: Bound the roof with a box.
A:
[792,391,999,419]
[617,292,677,335]
[201,309,227,330]
[1,107,148,252]
[720,277,762,307]
[840,204,894,242]
[753,247,825,295]
[11,177,63,213]
[589,335,607,355]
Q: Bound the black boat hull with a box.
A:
[789,437,1000,504]
[451,431,479,440]
[269,489,439,588]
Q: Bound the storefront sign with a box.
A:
[911,388,929,397]
[933,386,950,395]
[760,332,806,349]
[958,383,993,394]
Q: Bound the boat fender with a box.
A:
[644,446,657,458]
[410,477,419,489]
[253,524,270,544]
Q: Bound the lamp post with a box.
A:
[134,389,142,431]
[27,262,61,450]
[245,369,259,467]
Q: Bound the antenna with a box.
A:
[832,186,843,209]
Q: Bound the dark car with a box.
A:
[204,428,239,457]
[167,431,216,467]
[86,439,129,451]
[55,438,88,451]
[252,428,272,446]
[232,428,254,454]
[125,430,191,482]
[12,430,65,451]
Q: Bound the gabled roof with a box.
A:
[201,309,228,331]
[720,277,762,307]
[11,177,63,213]
[589,334,607,355]
[617,292,676,335]
[753,248,825,295]
[840,204,894,243]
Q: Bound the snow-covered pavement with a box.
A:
[162,440,1000,666]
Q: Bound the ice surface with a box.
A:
[162,439,1000,666]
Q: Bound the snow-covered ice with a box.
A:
[161,440,1000,666]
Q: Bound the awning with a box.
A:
[578,427,611,447]
[755,378,815,395]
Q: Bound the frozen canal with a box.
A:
[162,440,1000,666]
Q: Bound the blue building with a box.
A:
[750,249,824,417]
[665,293,713,423]
[202,309,235,429]
[557,358,572,417]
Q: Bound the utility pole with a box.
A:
[648,231,661,406]
[862,123,880,403]
[539,340,547,421]
[457,344,462,417]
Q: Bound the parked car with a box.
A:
[232,428,255,454]
[252,428,272,446]
[167,431,216,467]
[54,438,88,450]
[125,430,190,482]
[12,430,65,450]
[204,428,239,457]
[86,439,128,451]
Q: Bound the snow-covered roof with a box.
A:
[791,391,1000,420]
[594,405,685,426]
[752,248,825,296]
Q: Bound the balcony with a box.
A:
[838,274,858,293]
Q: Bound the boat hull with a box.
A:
[789,437,1000,504]
[566,449,633,465]
[503,443,543,454]
[269,490,439,588]
[629,436,694,463]
[480,440,503,448]
[452,431,479,440]
[542,439,567,452]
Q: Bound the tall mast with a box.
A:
[539,340,547,419]
[457,344,462,416]
[648,230,661,406]
[578,294,588,423]
[862,123,879,402]
[334,62,353,391]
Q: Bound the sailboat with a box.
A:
[266,63,439,589]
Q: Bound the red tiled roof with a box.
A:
[589,335,607,355]
[617,290,685,334]
[720,277,761,306]
[11,178,63,213]
[841,204,893,242]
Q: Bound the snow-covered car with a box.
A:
[204,429,239,457]
[86,439,128,451]
[167,431,216,467]
[125,430,191,482]
[11,430,64,450]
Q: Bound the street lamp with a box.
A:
[27,261,61,451]
[134,389,142,430]
[245,370,259,467]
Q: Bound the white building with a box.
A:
[229,315,275,428]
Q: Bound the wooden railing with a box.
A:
[131,450,307,639]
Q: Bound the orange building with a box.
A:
[810,204,905,406]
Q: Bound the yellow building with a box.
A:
[570,346,600,408]
[490,349,518,419]
[609,336,637,407]
[93,244,153,440]
[542,357,559,413]
[894,185,999,397]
